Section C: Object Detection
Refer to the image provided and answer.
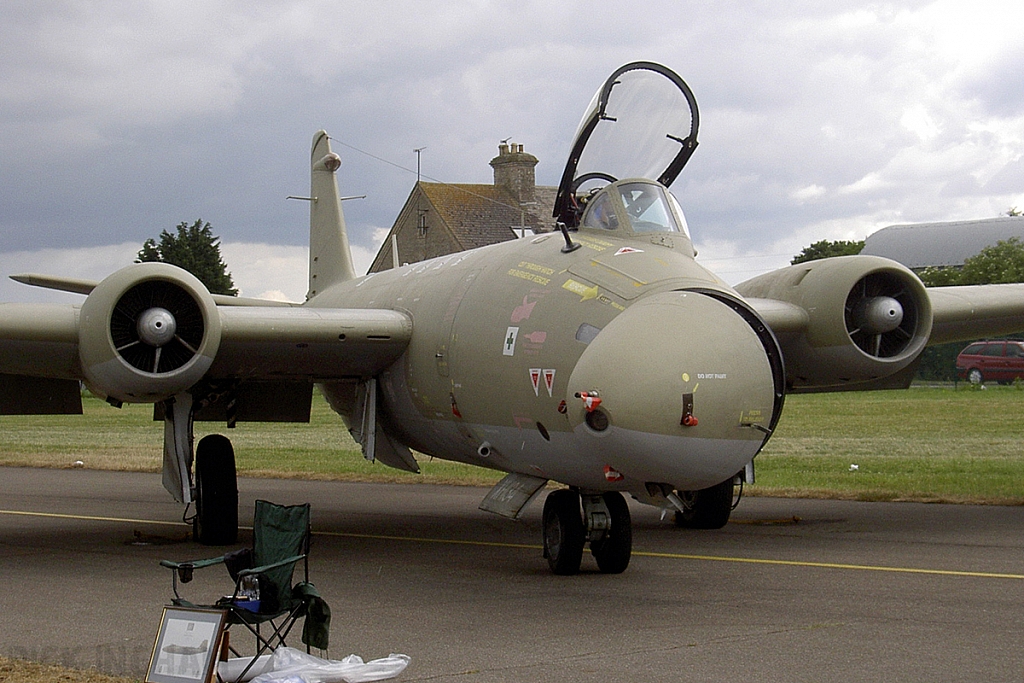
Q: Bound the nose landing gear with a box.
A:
[673,475,741,529]
[542,489,632,575]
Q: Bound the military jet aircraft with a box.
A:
[4,62,1024,575]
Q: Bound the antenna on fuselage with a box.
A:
[557,222,581,253]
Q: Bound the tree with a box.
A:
[915,265,961,287]
[790,239,864,264]
[138,219,238,296]
[956,237,1024,286]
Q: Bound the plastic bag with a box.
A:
[218,654,272,682]
[250,646,410,683]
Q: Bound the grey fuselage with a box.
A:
[312,189,782,498]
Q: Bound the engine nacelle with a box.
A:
[735,256,932,391]
[79,263,222,403]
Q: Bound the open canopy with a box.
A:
[553,61,700,227]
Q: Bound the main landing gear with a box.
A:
[192,434,239,545]
[542,489,632,575]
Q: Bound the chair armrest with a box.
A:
[162,555,229,599]
[236,554,306,576]
[160,556,227,570]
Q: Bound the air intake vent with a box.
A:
[110,280,205,373]
[844,271,918,358]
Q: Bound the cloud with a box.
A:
[0,225,389,304]
[0,243,139,303]
[790,184,827,203]
[219,243,308,302]
[1,2,1023,289]
[901,106,941,142]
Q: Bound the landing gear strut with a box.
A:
[542,489,632,575]
[590,491,632,574]
[193,434,238,545]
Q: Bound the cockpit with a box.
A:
[580,180,690,237]
[553,62,699,239]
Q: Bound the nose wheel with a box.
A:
[542,489,632,575]
[673,476,738,529]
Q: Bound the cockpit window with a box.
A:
[580,180,693,237]
[582,190,620,230]
[666,189,691,238]
[617,182,679,233]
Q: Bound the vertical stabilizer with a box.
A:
[307,131,357,300]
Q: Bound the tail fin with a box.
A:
[307,131,357,300]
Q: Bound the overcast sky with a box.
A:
[2,1,1022,303]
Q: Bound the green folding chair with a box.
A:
[161,500,330,682]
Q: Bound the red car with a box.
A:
[955,340,1024,384]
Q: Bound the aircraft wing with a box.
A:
[208,305,411,379]
[925,283,1024,345]
[736,255,1024,393]
[0,263,411,416]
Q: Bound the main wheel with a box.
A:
[590,491,632,574]
[967,368,983,384]
[674,477,734,529]
[194,434,238,545]
[543,489,585,575]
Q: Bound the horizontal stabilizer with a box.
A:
[10,273,96,296]
[12,272,295,307]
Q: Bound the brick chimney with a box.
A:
[490,142,538,203]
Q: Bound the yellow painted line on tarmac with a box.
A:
[318,529,538,551]
[631,550,1024,580]
[0,508,187,527]
[323,530,1024,581]
[5,508,1022,580]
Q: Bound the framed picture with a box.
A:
[146,606,227,683]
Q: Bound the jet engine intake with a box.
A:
[79,263,222,403]
[735,256,932,391]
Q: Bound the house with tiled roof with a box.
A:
[368,143,556,273]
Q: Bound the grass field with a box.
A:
[1,385,1022,504]
[757,385,1024,504]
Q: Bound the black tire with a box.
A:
[194,434,238,545]
[590,491,632,574]
[542,489,585,575]
[967,368,983,385]
[674,477,734,529]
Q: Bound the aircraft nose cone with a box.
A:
[567,290,779,489]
